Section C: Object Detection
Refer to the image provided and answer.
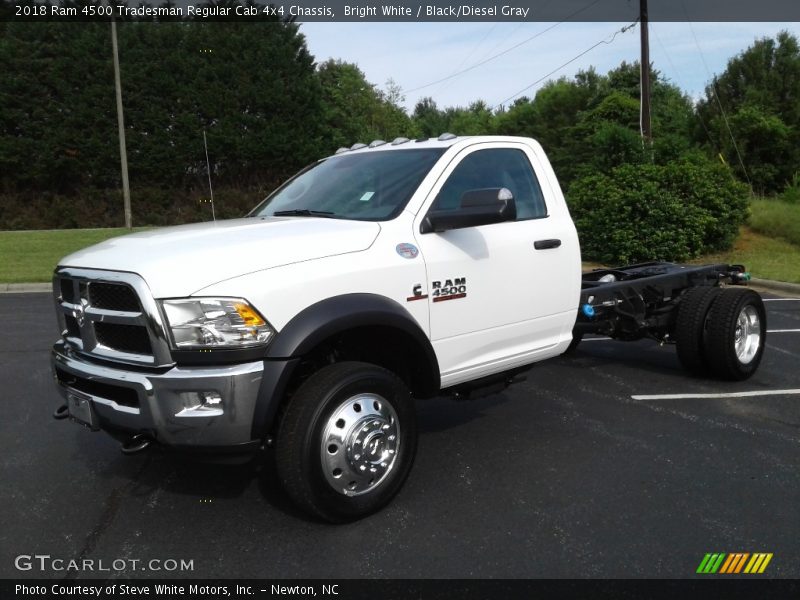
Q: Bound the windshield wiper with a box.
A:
[272,209,336,218]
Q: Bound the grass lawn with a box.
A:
[749,197,800,247]
[0,228,147,283]
[691,227,800,284]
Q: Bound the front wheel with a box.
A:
[276,361,417,522]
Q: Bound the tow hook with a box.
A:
[53,405,69,420]
[121,434,152,455]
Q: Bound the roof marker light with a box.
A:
[350,142,367,150]
[438,132,457,141]
[369,140,387,148]
[335,147,349,154]
[391,137,410,145]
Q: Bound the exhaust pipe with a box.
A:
[121,434,152,455]
[53,405,70,420]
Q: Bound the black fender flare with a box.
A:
[251,294,440,439]
[267,293,437,363]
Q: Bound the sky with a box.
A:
[299,22,800,111]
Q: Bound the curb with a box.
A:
[750,278,800,297]
[0,283,51,294]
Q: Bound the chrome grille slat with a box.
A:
[53,268,174,368]
[84,307,144,325]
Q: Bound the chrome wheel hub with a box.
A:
[321,393,400,496]
[734,305,761,364]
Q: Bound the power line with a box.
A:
[402,0,603,95]
[680,1,752,189]
[492,21,638,110]
[474,22,525,64]
[651,24,719,153]
[470,0,554,65]
[429,23,498,98]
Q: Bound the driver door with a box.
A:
[413,143,579,387]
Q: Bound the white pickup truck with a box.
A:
[51,135,765,521]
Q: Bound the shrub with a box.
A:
[567,158,749,264]
[662,155,750,252]
[781,172,800,204]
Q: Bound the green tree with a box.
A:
[696,31,800,194]
[0,22,118,194]
[318,60,411,151]
[0,13,326,228]
[492,63,694,187]
[411,97,448,138]
[447,101,493,135]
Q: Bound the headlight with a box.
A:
[160,298,274,350]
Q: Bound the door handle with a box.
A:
[534,239,561,250]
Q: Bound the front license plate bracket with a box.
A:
[66,389,99,431]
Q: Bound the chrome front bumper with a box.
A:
[51,340,264,449]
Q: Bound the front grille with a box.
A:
[54,269,172,367]
[89,282,140,311]
[55,366,139,408]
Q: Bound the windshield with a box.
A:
[250,148,446,221]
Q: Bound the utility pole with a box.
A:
[639,0,652,145]
[111,17,132,229]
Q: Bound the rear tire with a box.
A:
[674,286,721,375]
[704,288,766,381]
[276,361,417,522]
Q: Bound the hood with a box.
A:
[59,217,381,297]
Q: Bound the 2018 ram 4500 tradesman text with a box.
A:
[51,135,765,521]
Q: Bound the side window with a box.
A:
[432,148,547,220]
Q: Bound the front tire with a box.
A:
[276,361,417,522]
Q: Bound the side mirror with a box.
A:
[421,188,516,234]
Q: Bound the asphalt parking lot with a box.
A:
[1,291,798,580]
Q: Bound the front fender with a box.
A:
[251,294,440,439]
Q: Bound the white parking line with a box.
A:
[763,298,800,302]
[631,389,800,401]
[768,344,799,358]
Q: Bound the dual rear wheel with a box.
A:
[674,287,766,380]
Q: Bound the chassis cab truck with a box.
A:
[51,135,765,521]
